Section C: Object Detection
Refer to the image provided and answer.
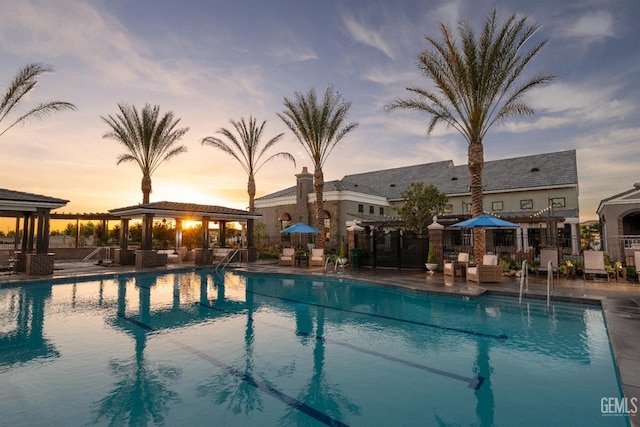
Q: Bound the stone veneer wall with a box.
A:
[135,250,158,268]
[26,253,55,275]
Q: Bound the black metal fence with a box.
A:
[353,228,429,269]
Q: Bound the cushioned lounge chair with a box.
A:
[467,254,502,284]
[583,250,609,281]
[279,247,295,266]
[309,248,325,267]
[444,252,469,277]
[537,249,559,279]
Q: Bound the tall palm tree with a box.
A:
[102,103,189,204]
[277,86,358,250]
[386,8,554,262]
[201,116,295,212]
[0,62,76,137]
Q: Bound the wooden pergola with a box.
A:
[0,188,69,275]
[108,201,262,266]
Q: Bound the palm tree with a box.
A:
[102,103,189,204]
[0,62,76,137]
[201,116,295,212]
[386,8,554,262]
[277,86,358,249]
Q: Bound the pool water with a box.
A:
[0,270,629,426]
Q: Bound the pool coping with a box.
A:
[2,260,639,425]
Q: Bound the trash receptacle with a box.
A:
[350,248,361,267]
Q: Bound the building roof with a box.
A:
[255,150,578,202]
[343,150,578,199]
[0,188,69,214]
[596,183,640,215]
[109,201,262,221]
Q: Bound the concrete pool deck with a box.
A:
[1,259,639,425]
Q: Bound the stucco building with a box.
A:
[597,182,640,263]
[255,150,580,256]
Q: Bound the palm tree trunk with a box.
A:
[468,139,485,263]
[141,175,152,204]
[248,173,256,212]
[314,167,325,250]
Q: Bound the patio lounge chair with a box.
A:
[279,247,295,266]
[467,254,502,284]
[537,249,559,279]
[583,250,610,281]
[309,248,325,267]
[444,252,469,277]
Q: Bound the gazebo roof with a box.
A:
[108,201,262,221]
[0,188,68,214]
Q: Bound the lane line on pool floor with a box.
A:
[246,289,508,341]
[197,302,484,390]
[116,312,349,427]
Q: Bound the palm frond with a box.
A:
[0,62,76,137]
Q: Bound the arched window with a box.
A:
[323,210,331,240]
[278,212,291,229]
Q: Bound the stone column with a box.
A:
[570,222,579,255]
[427,217,445,271]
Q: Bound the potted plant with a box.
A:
[425,243,438,273]
[337,241,348,266]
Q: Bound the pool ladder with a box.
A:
[518,260,528,305]
[214,249,246,271]
[518,260,553,308]
[546,260,554,308]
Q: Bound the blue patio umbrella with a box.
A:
[451,214,520,229]
[280,222,321,234]
[280,222,321,247]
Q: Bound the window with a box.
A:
[520,199,533,210]
[358,204,364,213]
[444,204,453,213]
[324,218,330,239]
[492,201,504,211]
[550,197,566,208]
[369,206,374,214]
[493,229,514,246]
[464,202,472,213]
[379,207,384,215]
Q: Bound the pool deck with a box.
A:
[2,260,639,424]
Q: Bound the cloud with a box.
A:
[499,81,635,133]
[563,11,614,41]
[342,14,395,59]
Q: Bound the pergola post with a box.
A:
[13,217,20,250]
[115,218,135,265]
[247,219,256,261]
[141,213,154,251]
[35,208,51,255]
[219,220,227,247]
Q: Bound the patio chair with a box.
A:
[583,250,610,282]
[309,248,325,267]
[279,247,295,266]
[467,254,502,284]
[444,252,469,278]
[537,249,559,279]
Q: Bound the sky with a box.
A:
[1,0,639,228]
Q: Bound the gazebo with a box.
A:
[0,188,69,275]
[108,201,262,267]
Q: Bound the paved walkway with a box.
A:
[2,260,639,424]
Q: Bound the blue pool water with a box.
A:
[0,270,629,426]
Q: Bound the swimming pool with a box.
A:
[0,269,629,426]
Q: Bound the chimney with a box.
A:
[295,167,313,223]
